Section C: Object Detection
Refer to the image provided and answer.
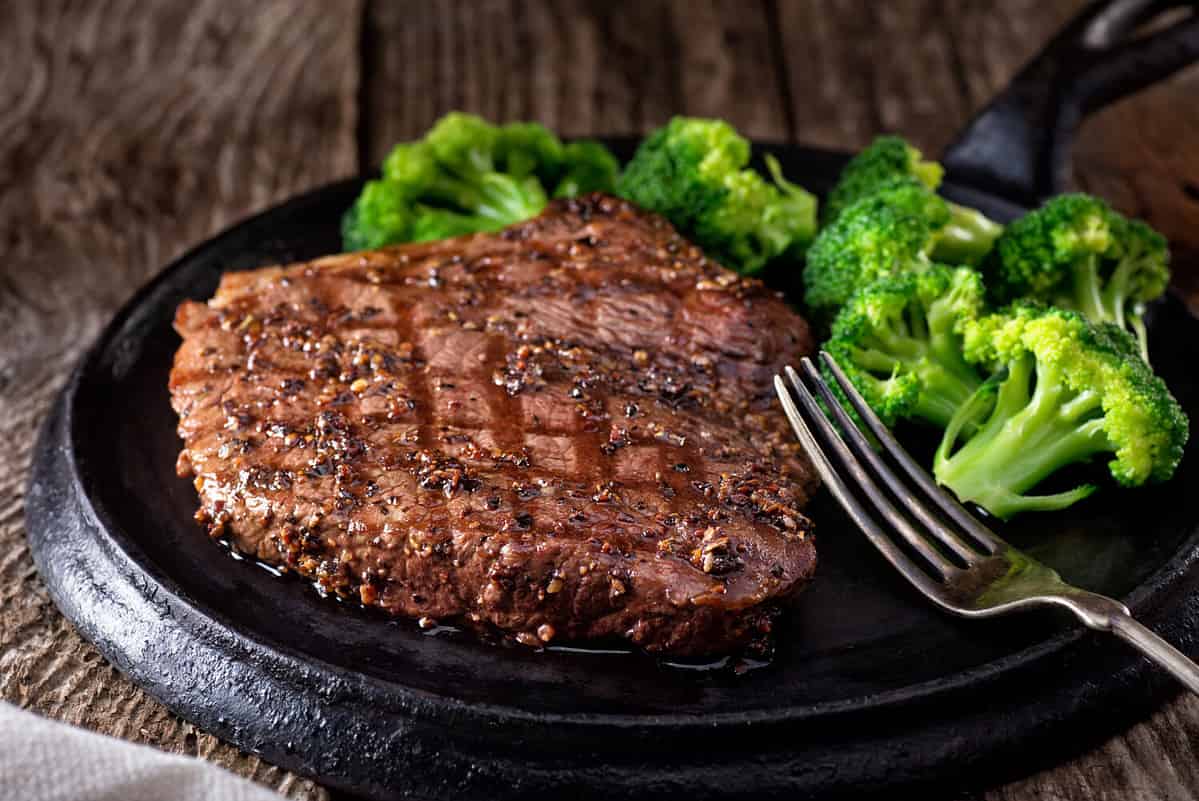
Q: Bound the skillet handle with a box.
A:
[942,0,1199,206]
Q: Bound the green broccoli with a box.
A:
[340,179,418,253]
[803,180,999,318]
[982,193,1169,360]
[932,302,1188,519]
[822,136,1003,263]
[615,117,818,274]
[553,141,622,198]
[823,135,943,223]
[342,112,619,251]
[824,264,986,428]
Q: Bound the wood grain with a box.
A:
[774,0,974,154]
[362,0,792,162]
[0,1,358,797]
[3,1,1199,799]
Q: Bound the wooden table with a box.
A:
[2,2,1198,798]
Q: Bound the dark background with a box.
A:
[2,1,1198,799]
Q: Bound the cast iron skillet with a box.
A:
[24,2,1199,798]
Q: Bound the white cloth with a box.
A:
[0,702,282,801]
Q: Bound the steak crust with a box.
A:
[170,193,818,655]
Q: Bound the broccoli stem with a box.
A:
[931,202,1004,264]
[1105,253,1155,362]
[1064,255,1154,362]
[918,290,985,427]
[1067,256,1116,326]
[854,331,981,428]
[933,355,1109,519]
[913,364,982,428]
[425,173,547,231]
[1129,308,1150,363]
[1102,254,1135,330]
[473,174,547,226]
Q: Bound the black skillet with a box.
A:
[25,2,1199,798]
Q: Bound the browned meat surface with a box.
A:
[170,193,818,656]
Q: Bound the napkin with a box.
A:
[0,702,282,801]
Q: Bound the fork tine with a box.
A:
[774,376,945,597]
[818,351,1002,554]
[782,365,959,580]
[796,359,980,565]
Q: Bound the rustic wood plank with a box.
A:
[4,1,1199,800]
[774,0,982,155]
[943,0,1080,109]
[0,1,358,798]
[772,0,1094,166]
[363,0,791,164]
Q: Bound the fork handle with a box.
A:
[1109,613,1199,695]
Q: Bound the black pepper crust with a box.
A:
[169,193,819,656]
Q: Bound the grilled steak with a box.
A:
[170,193,818,655]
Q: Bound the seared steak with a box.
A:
[170,193,818,655]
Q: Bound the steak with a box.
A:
[170,193,818,656]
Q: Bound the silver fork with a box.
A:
[774,352,1199,694]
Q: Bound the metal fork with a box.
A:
[774,352,1199,694]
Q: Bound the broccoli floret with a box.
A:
[804,182,942,317]
[824,136,943,223]
[552,141,621,198]
[932,302,1188,519]
[824,265,987,428]
[983,193,1170,360]
[615,117,817,274]
[804,180,998,318]
[934,199,1006,267]
[492,120,565,178]
[341,179,415,252]
[822,136,1003,263]
[342,112,619,251]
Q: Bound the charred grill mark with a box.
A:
[484,335,525,454]
[390,312,432,452]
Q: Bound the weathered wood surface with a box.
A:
[2,1,1198,799]
[0,1,358,798]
